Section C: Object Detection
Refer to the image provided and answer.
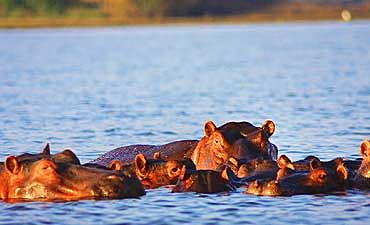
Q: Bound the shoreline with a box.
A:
[1,4,370,29]
[1,16,369,30]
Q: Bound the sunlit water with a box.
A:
[0,21,369,224]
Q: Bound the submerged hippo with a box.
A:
[88,140,199,167]
[172,166,235,194]
[89,120,277,171]
[353,140,370,189]
[218,155,295,187]
[0,155,145,202]
[9,143,81,165]
[107,153,196,189]
[278,153,361,188]
[245,157,348,196]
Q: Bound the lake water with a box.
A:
[0,21,369,224]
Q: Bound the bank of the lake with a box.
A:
[1,3,369,28]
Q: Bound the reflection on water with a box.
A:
[0,21,369,224]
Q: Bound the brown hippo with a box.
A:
[218,155,294,187]
[245,157,348,196]
[172,166,235,194]
[353,140,370,189]
[9,143,81,165]
[0,155,145,202]
[88,140,199,167]
[107,153,196,189]
[278,154,361,188]
[191,120,278,170]
[89,120,277,171]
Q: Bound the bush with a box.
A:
[0,0,75,16]
[24,0,72,15]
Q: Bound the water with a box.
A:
[0,21,369,224]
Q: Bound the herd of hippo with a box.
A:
[0,119,369,202]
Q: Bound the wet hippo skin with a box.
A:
[88,140,198,167]
[0,155,145,202]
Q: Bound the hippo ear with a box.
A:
[331,157,344,166]
[262,120,275,137]
[153,152,161,159]
[360,140,370,158]
[42,143,51,155]
[336,163,348,180]
[304,155,320,162]
[276,167,294,180]
[135,154,148,175]
[277,155,294,170]
[5,156,20,174]
[309,158,321,170]
[204,121,217,137]
[109,160,123,171]
[228,157,239,167]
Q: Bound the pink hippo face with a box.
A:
[357,140,370,178]
[191,120,278,170]
[0,155,145,202]
[353,140,370,189]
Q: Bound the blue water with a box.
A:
[0,21,369,224]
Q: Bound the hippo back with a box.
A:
[88,140,198,167]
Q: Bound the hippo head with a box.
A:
[191,120,278,170]
[357,140,370,178]
[276,155,295,180]
[15,143,80,165]
[305,158,348,191]
[130,153,196,189]
[221,156,279,179]
[0,156,145,201]
[172,166,235,194]
[245,180,283,196]
[278,158,348,195]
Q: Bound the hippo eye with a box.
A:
[319,173,327,180]
[214,139,219,144]
[171,167,179,173]
[41,165,50,170]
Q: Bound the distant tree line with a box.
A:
[0,0,365,17]
[131,0,280,17]
[0,0,77,15]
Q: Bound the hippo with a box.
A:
[0,155,145,202]
[245,157,348,196]
[9,143,81,165]
[88,140,199,167]
[191,120,278,170]
[172,166,235,194]
[288,155,354,172]
[277,154,361,188]
[107,153,196,189]
[89,120,277,171]
[218,155,295,187]
[353,140,370,189]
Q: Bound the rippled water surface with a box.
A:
[0,21,369,224]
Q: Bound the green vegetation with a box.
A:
[0,0,294,17]
[0,0,369,28]
[0,0,76,16]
